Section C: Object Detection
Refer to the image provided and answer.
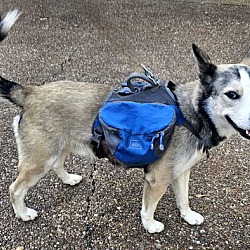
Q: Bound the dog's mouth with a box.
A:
[225,115,250,140]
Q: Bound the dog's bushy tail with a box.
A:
[0,9,21,42]
[242,46,250,66]
[0,76,28,107]
[0,10,24,107]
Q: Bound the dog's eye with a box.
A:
[224,91,240,100]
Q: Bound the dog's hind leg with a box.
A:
[51,151,82,186]
[10,116,49,220]
[172,169,204,225]
[9,161,48,221]
[141,165,171,233]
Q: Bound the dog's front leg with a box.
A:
[172,169,204,225]
[141,166,170,233]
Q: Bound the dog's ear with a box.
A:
[192,44,217,84]
[241,46,250,66]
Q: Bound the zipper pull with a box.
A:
[150,134,159,150]
[159,132,164,151]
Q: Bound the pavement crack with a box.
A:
[83,162,97,248]
[60,48,78,72]
[49,48,78,79]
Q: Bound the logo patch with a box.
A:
[129,140,143,149]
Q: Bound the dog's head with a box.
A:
[192,44,250,140]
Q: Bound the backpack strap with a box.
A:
[91,116,103,148]
[182,120,201,140]
[172,104,201,140]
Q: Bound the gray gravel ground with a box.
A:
[0,0,249,249]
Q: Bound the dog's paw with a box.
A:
[16,208,38,221]
[63,174,83,186]
[181,210,204,225]
[142,219,165,233]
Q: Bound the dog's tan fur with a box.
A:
[1,45,250,233]
[8,82,112,220]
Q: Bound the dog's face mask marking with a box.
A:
[192,44,250,140]
[219,66,250,139]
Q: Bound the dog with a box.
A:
[1,12,250,232]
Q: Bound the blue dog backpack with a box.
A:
[91,65,198,168]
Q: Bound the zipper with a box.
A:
[150,132,164,151]
[150,112,177,151]
[150,134,159,150]
[159,132,165,151]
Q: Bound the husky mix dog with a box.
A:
[0,9,250,233]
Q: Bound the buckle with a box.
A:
[141,64,159,86]
[91,132,102,148]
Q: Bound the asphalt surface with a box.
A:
[0,0,249,249]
